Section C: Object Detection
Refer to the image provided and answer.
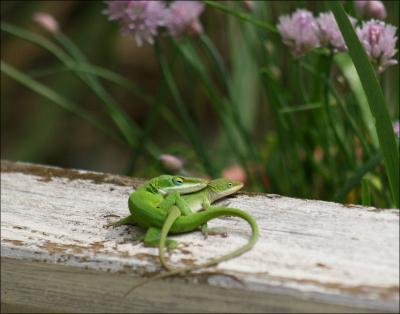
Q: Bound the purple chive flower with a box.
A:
[316,12,357,53]
[394,120,400,137]
[356,20,398,73]
[165,1,205,38]
[277,9,320,57]
[317,12,347,52]
[103,1,167,47]
[355,1,387,20]
[125,1,166,46]
[103,1,129,21]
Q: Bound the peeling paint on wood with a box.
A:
[1,160,399,313]
[1,159,143,187]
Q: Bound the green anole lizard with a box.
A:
[108,174,208,248]
[124,178,259,295]
[158,178,259,271]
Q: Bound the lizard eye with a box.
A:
[174,177,183,185]
[228,182,232,187]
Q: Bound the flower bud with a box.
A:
[277,9,320,57]
[222,165,247,183]
[159,154,184,172]
[356,20,398,73]
[32,12,59,33]
[394,121,400,137]
[317,12,348,52]
[355,1,387,20]
[243,1,255,12]
[103,1,166,47]
[165,1,205,38]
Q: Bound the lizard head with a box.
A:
[208,178,244,202]
[150,175,208,195]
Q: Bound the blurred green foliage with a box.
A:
[1,1,399,207]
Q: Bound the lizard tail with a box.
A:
[164,206,260,272]
[159,206,181,270]
[123,206,259,297]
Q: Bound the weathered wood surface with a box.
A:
[1,160,399,313]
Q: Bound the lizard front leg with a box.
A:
[141,193,191,249]
[159,191,194,216]
[143,227,178,249]
[200,196,227,238]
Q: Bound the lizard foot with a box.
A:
[104,220,122,229]
[142,238,177,249]
[132,234,145,242]
[166,239,178,249]
[201,225,228,239]
[105,215,136,229]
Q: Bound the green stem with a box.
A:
[174,40,257,186]
[126,82,168,175]
[361,178,371,206]
[1,22,160,159]
[199,35,262,171]
[260,69,308,196]
[321,53,354,168]
[203,0,277,33]
[28,62,185,138]
[330,1,399,207]
[300,61,372,160]
[199,33,229,92]
[320,54,336,183]
[329,83,372,157]
[155,42,217,177]
[296,60,309,104]
[1,61,123,144]
[53,31,159,157]
[334,152,383,202]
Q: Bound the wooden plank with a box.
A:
[1,160,399,313]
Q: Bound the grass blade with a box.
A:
[204,0,277,33]
[334,54,378,148]
[52,31,162,159]
[2,22,161,158]
[155,42,217,177]
[329,1,399,207]
[334,152,383,202]
[1,61,123,144]
[361,178,371,206]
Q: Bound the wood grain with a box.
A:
[1,160,399,313]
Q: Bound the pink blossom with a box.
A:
[316,12,357,53]
[103,1,167,46]
[103,1,129,21]
[165,1,205,38]
[277,9,320,57]
[242,1,255,12]
[159,154,184,172]
[356,20,398,73]
[355,1,387,20]
[125,1,166,46]
[32,12,59,33]
[394,121,400,137]
[222,165,247,184]
[317,12,347,52]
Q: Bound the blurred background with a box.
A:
[1,1,399,207]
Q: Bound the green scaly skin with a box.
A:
[107,175,208,234]
[124,178,259,296]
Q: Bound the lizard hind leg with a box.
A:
[143,227,178,249]
[201,224,228,238]
[199,204,227,238]
[105,214,136,228]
